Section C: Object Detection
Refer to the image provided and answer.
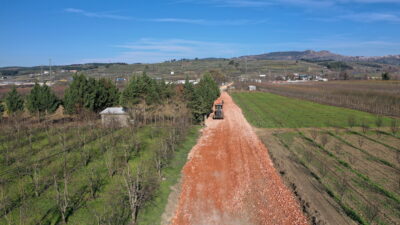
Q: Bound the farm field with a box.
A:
[231,91,397,128]
[0,119,199,224]
[232,91,400,225]
[245,80,400,117]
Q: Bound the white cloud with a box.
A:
[83,39,241,63]
[340,12,400,22]
[64,8,266,25]
[145,18,267,25]
[64,8,132,20]
[175,0,400,8]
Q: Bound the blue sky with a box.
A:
[1,0,400,66]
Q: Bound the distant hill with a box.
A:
[238,50,400,65]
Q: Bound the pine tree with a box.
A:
[5,86,24,115]
[64,74,119,114]
[64,74,88,114]
[382,72,390,80]
[27,83,60,116]
[121,73,162,106]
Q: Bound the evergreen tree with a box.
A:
[0,101,4,119]
[27,83,60,116]
[5,86,24,115]
[64,74,88,114]
[121,73,161,106]
[183,73,220,123]
[382,72,390,80]
[64,74,119,114]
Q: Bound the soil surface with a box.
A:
[256,129,356,225]
[170,92,308,225]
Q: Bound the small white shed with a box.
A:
[100,107,130,127]
[249,85,257,91]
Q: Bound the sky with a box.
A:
[1,0,400,66]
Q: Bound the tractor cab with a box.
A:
[213,103,224,119]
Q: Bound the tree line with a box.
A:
[0,72,220,123]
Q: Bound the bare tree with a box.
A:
[361,120,370,134]
[320,163,329,178]
[31,162,40,197]
[87,168,101,199]
[357,136,364,148]
[348,155,357,165]
[310,129,319,141]
[348,116,356,128]
[365,203,380,223]
[334,142,342,155]
[123,163,158,225]
[375,116,383,129]
[105,150,116,178]
[391,119,399,135]
[337,176,349,201]
[123,164,143,225]
[54,174,69,224]
[320,134,329,147]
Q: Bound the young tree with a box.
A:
[391,119,399,134]
[26,83,60,117]
[347,115,356,128]
[361,120,370,134]
[123,163,158,225]
[5,86,24,115]
[320,134,329,147]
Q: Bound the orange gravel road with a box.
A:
[171,92,308,225]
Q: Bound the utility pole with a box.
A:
[49,58,52,80]
[245,56,248,75]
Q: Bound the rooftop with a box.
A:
[99,107,127,115]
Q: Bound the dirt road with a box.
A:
[171,92,308,225]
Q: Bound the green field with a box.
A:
[232,92,395,128]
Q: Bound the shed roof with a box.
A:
[99,107,128,115]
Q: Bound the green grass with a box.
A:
[232,92,394,128]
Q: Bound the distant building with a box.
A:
[259,74,266,78]
[249,85,256,91]
[100,107,130,127]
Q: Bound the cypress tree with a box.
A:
[5,86,24,115]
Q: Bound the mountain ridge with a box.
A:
[238,50,400,65]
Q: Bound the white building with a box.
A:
[249,85,256,91]
[100,107,130,127]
